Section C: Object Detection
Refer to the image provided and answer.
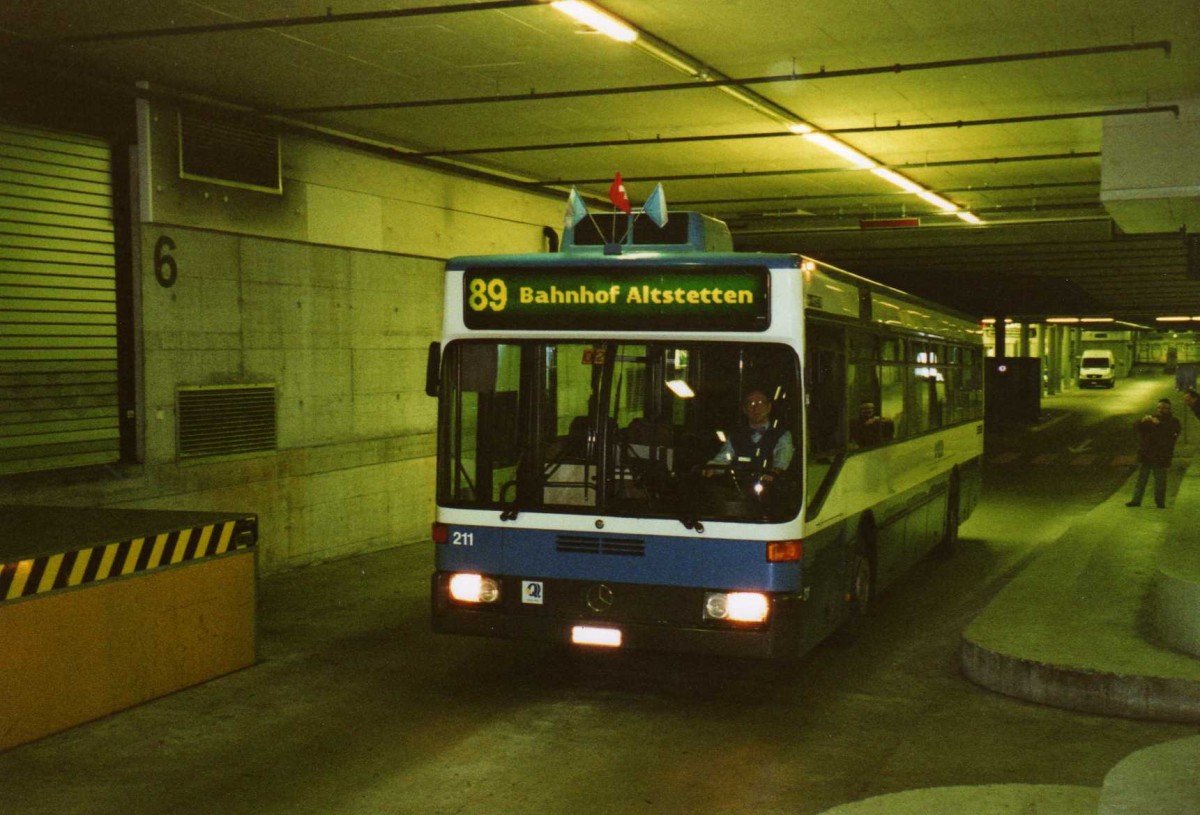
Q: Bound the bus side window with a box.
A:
[879,363,904,440]
[805,323,846,457]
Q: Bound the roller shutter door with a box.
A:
[0,121,119,475]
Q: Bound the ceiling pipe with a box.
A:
[527,151,1102,188]
[50,0,544,43]
[408,106,1178,158]
[728,199,1106,221]
[730,211,1111,235]
[676,181,1101,208]
[284,41,1171,113]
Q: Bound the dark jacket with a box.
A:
[729,424,789,471]
[1136,414,1181,468]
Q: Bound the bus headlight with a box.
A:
[704,591,769,623]
[448,573,501,604]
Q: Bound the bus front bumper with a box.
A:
[431,572,806,660]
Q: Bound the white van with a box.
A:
[1078,350,1116,388]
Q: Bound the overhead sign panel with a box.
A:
[462,266,770,331]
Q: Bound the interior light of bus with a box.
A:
[715,430,727,443]
[704,592,769,623]
[431,522,449,544]
[448,573,500,604]
[572,626,622,647]
[767,540,803,562]
[665,379,695,398]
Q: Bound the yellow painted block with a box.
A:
[0,551,255,752]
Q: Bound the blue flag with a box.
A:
[643,182,668,227]
[564,186,588,231]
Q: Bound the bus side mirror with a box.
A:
[425,342,441,397]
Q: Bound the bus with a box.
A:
[427,211,983,659]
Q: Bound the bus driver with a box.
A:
[706,389,794,476]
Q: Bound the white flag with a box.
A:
[564,186,588,230]
[643,182,668,227]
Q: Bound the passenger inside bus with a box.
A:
[849,401,894,448]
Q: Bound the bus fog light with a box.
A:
[705,591,768,622]
[448,573,500,604]
[704,592,729,620]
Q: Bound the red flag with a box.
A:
[608,172,632,213]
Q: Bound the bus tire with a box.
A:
[834,522,876,645]
[935,474,960,560]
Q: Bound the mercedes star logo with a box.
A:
[586,583,614,613]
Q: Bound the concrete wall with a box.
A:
[4,101,563,573]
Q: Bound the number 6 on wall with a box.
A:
[154,235,178,288]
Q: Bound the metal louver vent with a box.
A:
[177,385,276,461]
[178,112,281,194]
[0,120,119,476]
[556,534,645,557]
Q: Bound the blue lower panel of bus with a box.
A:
[432,526,809,658]
[435,526,800,590]
[431,571,808,659]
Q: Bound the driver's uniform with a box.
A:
[709,423,794,472]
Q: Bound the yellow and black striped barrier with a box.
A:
[1,517,257,603]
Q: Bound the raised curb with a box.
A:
[960,638,1200,722]
[814,784,1098,815]
[960,457,1200,722]
[1098,735,1200,815]
[1151,464,1200,656]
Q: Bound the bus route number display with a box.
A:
[462,266,770,331]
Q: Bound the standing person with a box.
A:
[1126,398,1182,508]
[1183,387,1200,421]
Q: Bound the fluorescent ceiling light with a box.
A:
[551,1,638,42]
[915,189,958,212]
[1080,317,1114,323]
[1046,317,1081,323]
[871,167,923,194]
[1156,316,1191,322]
[956,211,982,224]
[801,132,876,169]
[786,122,814,135]
[665,379,695,398]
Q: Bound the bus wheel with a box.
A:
[834,543,874,645]
[935,477,960,560]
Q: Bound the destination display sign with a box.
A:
[462,266,770,331]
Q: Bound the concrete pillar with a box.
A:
[995,319,1007,359]
[1019,323,1031,358]
[1071,327,1083,387]
[1046,324,1061,395]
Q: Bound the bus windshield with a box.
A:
[437,341,802,523]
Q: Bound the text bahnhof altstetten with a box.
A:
[518,283,755,306]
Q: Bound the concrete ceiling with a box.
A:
[2,0,1198,323]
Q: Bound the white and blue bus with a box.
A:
[427,212,983,659]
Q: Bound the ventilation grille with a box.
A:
[556,534,645,557]
[177,385,276,460]
[178,112,281,194]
